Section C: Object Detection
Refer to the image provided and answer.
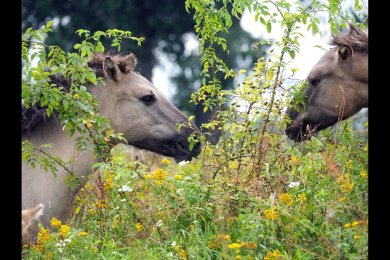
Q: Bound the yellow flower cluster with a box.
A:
[103,171,115,191]
[59,225,71,239]
[360,170,368,179]
[279,193,294,206]
[50,217,62,228]
[337,173,354,193]
[77,231,88,236]
[264,207,278,221]
[228,243,241,249]
[345,160,353,169]
[344,220,365,228]
[33,227,52,252]
[174,174,183,180]
[95,200,107,209]
[264,249,283,260]
[162,158,171,165]
[216,234,231,242]
[297,194,307,203]
[145,168,168,186]
[228,242,257,250]
[179,249,187,260]
[339,197,347,203]
[289,155,299,165]
[208,240,222,250]
[135,223,144,232]
[173,244,187,259]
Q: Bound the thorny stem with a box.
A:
[33,146,75,177]
[252,1,315,174]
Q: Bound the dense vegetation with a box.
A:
[22,0,368,259]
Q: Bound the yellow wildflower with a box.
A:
[135,223,144,232]
[145,173,153,179]
[344,223,352,228]
[179,249,187,260]
[339,197,347,203]
[175,174,183,180]
[351,221,359,227]
[363,146,368,151]
[146,168,168,186]
[264,207,278,221]
[208,240,222,250]
[354,235,361,240]
[77,231,88,236]
[59,224,71,239]
[235,256,242,260]
[264,249,282,260]
[217,234,231,242]
[339,173,354,193]
[360,170,368,178]
[37,227,52,244]
[345,160,353,169]
[173,245,181,252]
[95,200,107,209]
[341,181,354,193]
[290,155,299,165]
[228,243,242,249]
[297,194,307,203]
[162,158,171,165]
[50,217,62,228]
[103,171,115,191]
[279,193,294,206]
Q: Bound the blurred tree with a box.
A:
[22,0,265,131]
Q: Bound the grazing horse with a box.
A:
[285,24,368,141]
[22,53,201,239]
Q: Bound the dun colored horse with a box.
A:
[286,24,368,141]
[22,53,201,238]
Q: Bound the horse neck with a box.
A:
[22,118,95,179]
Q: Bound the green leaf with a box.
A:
[266,22,272,33]
[288,50,295,59]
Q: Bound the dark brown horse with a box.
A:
[285,25,368,141]
[22,53,201,239]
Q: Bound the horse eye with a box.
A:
[309,78,320,86]
[140,94,155,105]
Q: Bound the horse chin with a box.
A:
[286,122,318,142]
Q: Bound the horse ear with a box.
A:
[117,53,138,74]
[103,57,119,81]
[338,45,353,62]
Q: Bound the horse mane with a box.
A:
[330,24,368,53]
[22,52,138,134]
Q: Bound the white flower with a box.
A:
[288,181,300,188]
[171,241,177,247]
[118,185,132,192]
[157,220,164,227]
[178,160,190,166]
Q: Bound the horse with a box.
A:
[22,204,44,239]
[285,24,368,142]
[22,53,201,239]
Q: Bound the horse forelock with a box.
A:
[23,52,139,133]
[330,24,368,53]
[88,52,138,78]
